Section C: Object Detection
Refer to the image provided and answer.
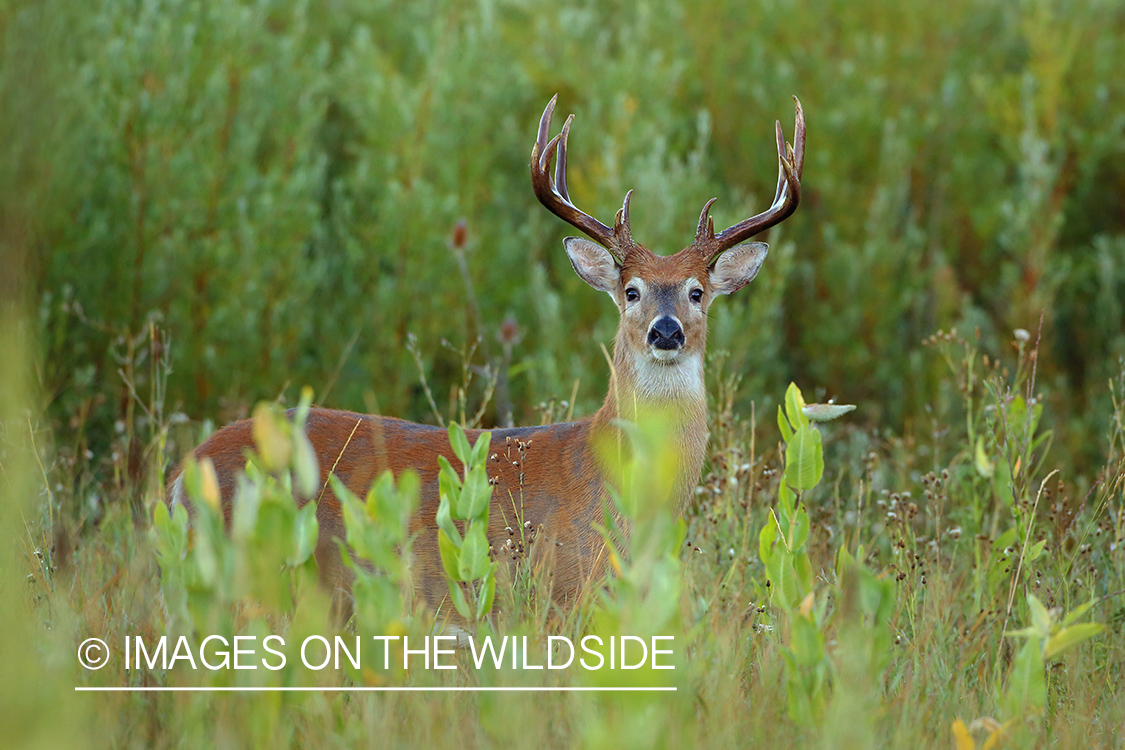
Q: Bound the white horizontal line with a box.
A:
[75,686,676,693]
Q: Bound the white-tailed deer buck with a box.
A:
[168,95,805,614]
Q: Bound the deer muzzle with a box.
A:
[648,315,685,351]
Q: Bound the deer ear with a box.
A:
[564,237,620,292]
[709,242,768,296]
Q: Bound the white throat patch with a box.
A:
[629,351,705,402]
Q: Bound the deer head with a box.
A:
[530,95,805,403]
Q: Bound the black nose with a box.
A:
[647,316,685,350]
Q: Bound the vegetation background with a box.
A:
[2,0,1124,747]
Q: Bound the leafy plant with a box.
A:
[435,422,497,626]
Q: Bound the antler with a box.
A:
[693,96,806,266]
[531,95,636,264]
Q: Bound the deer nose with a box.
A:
[648,316,685,350]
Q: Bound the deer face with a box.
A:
[531,93,803,399]
[563,236,768,366]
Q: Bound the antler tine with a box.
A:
[696,97,806,266]
[695,197,718,243]
[536,94,558,159]
[530,95,632,263]
[554,114,574,203]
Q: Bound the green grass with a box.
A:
[6,329,1125,748]
[3,0,1125,747]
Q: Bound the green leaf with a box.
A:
[1005,639,1046,715]
[448,422,472,467]
[794,551,813,592]
[437,455,463,519]
[437,529,462,580]
[289,501,319,566]
[1044,623,1104,660]
[470,430,493,469]
[784,425,824,491]
[788,612,825,667]
[292,430,320,498]
[790,505,810,552]
[446,578,471,620]
[293,386,314,430]
[759,514,779,565]
[778,482,796,521]
[766,552,802,611]
[459,465,492,520]
[1026,539,1046,562]
[1062,598,1100,627]
[153,499,170,530]
[1028,593,1052,636]
[458,524,491,580]
[435,495,461,548]
[777,405,794,442]
[784,382,809,431]
[476,568,496,620]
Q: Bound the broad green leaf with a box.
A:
[476,568,496,620]
[448,422,472,467]
[794,552,813,592]
[153,499,170,530]
[779,481,796,521]
[759,514,779,565]
[1004,639,1046,715]
[1063,598,1100,627]
[791,505,810,552]
[446,578,471,620]
[289,501,318,566]
[470,429,493,469]
[993,528,1018,551]
[784,425,824,491]
[437,529,462,580]
[293,430,320,498]
[459,465,492,520]
[437,455,463,519]
[458,524,491,580]
[1044,623,1105,659]
[435,495,461,548]
[1028,593,1052,636]
[766,552,802,611]
[293,386,314,430]
[1026,539,1046,562]
[788,612,825,667]
[784,382,809,431]
[777,405,794,442]
[856,566,895,624]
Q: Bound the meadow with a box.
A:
[2,0,1124,747]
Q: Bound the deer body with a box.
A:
[168,95,805,615]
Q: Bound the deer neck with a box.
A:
[591,334,709,513]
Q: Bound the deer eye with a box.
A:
[625,287,640,302]
[690,288,704,304]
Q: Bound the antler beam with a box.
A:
[530,95,635,264]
